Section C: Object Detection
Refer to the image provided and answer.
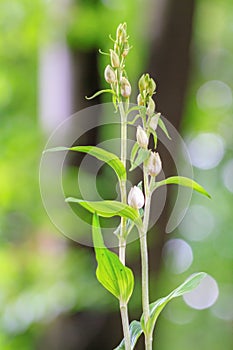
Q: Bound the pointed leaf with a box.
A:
[85,89,116,100]
[169,272,207,298]
[141,272,206,334]
[43,146,126,182]
[153,176,211,198]
[158,117,171,140]
[114,320,143,350]
[130,142,140,168]
[127,105,146,116]
[66,198,142,225]
[92,214,134,303]
[130,148,150,171]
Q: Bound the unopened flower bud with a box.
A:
[147,97,155,116]
[116,22,127,43]
[148,78,156,95]
[104,65,116,84]
[120,77,131,98]
[122,42,130,57]
[137,93,144,106]
[138,74,147,92]
[147,152,162,177]
[128,186,144,209]
[136,125,148,149]
[149,113,160,130]
[114,42,119,53]
[110,49,120,68]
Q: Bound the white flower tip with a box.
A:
[128,186,144,209]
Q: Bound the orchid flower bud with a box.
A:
[116,23,123,37]
[122,42,130,57]
[137,93,144,106]
[149,116,159,130]
[136,125,148,149]
[128,186,144,209]
[148,78,156,95]
[110,49,120,68]
[116,23,127,43]
[120,77,131,98]
[147,152,162,177]
[146,97,155,116]
[138,74,147,93]
[149,113,160,130]
[104,65,116,84]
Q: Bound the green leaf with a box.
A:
[130,142,140,168]
[169,272,207,298]
[148,127,158,149]
[114,320,143,350]
[141,272,206,334]
[130,148,150,171]
[92,214,134,303]
[43,146,70,154]
[85,89,116,100]
[66,198,142,225]
[127,114,141,125]
[43,145,126,182]
[158,117,171,140]
[153,176,211,199]
[127,105,146,116]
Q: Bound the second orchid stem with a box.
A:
[140,167,152,350]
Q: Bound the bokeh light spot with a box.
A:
[162,239,193,274]
[211,285,233,321]
[222,159,233,193]
[188,133,225,169]
[183,274,219,310]
[179,204,215,241]
[196,80,232,111]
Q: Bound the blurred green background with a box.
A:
[0,0,232,349]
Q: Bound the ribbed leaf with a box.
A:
[130,142,140,168]
[66,198,142,225]
[130,148,150,171]
[141,272,206,334]
[92,214,134,303]
[44,145,126,182]
[114,320,143,350]
[158,117,171,140]
[153,176,211,198]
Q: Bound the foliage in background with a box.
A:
[0,0,232,348]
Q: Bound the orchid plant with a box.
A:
[46,23,210,350]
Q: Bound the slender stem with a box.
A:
[140,230,150,324]
[120,302,131,350]
[119,101,127,265]
[145,334,153,350]
[118,101,131,350]
[140,167,153,350]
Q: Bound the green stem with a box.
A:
[119,101,127,265]
[140,167,152,350]
[118,101,131,350]
[120,301,131,350]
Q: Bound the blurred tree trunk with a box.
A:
[146,0,195,280]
